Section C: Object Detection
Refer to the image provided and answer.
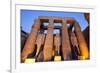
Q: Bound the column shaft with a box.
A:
[74,22,89,59]
[54,33,61,55]
[61,19,71,60]
[35,33,45,56]
[21,19,40,62]
[43,19,54,61]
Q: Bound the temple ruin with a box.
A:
[21,16,89,63]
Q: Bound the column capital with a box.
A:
[74,22,81,31]
[32,19,40,29]
[32,24,40,30]
[67,18,75,25]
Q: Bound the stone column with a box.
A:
[61,19,71,60]
[74,22,89,59]
[70,32,81,59]
[21,19,40,62]
[54,33,61,55]
[35,33,45,58]
[70,32,79,50]
[43,19,54,61]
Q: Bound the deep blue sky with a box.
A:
[21,9,88,33]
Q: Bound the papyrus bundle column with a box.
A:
[43,19,54,61]
[21,19,40,62]
[54,33,61,55]
[35,33,45,57]
[70,32,81,58]
[61,19,71,60]
[74,22,89,59]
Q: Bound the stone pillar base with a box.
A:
[54,56,61,61]
[25,58,36,63]
[78,56,88,60]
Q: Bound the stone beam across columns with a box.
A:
[39,16,63,23]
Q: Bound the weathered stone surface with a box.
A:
[70,32,78,47]
[43,19,54,61]
[37,51,43,62]
[74,22,89,59]
[70,32,81,59]
[61,19,71,60]
[54,33,61,55]
[35,33,45,57]
[21,19,40,62]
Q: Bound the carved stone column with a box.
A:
[74,22,89,59]
[61,19,71,60]
[70,32,81,59]
[70,32,79,49]
[43,19,54,61]
[21,19,40,62]
[35,33,45,58]
[54,33,61,55]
